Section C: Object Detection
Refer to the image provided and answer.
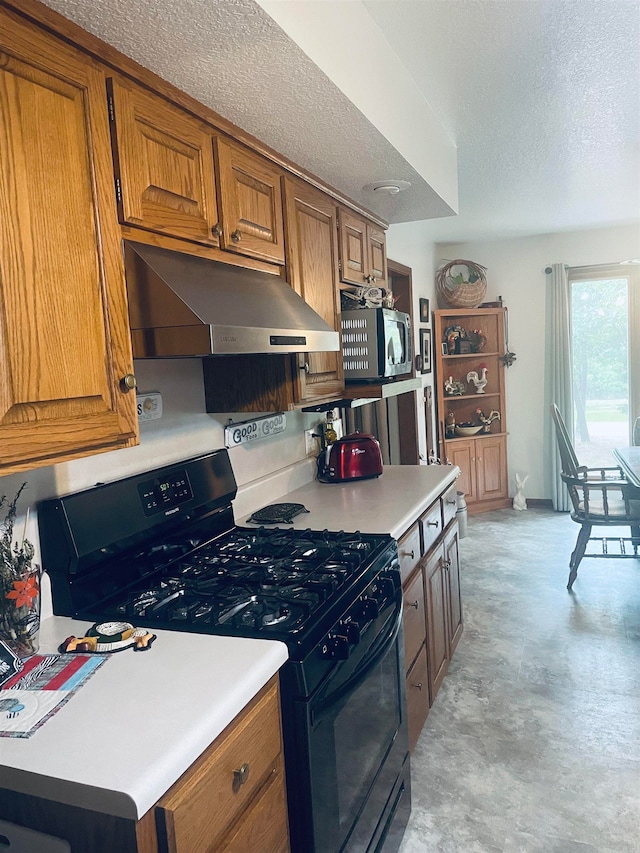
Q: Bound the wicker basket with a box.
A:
[436,260,487,309]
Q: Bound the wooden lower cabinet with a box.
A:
[0,677,289,853]
[398,486,463,750]
[446,435,508,511]
[424,545,449,703]
[405,645,429,751]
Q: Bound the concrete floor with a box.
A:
[398,507,640,853]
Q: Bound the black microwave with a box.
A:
[341,307,412,381]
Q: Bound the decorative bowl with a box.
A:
[455,424,484,437]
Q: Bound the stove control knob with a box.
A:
[323,634,350,660]
[376,576,397,602]
[357,596,379,622]
[341,621,361,645]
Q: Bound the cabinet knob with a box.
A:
[426,520,439,528]
[211,223,222,237]
[413,682,423,691]
[119,373,136,393]
[447,499,456,506]
[233,763,250,789]
[402,549,415,560]
[409,599,419,609]
[300,362,310,374]
[364,274,373,283]
[443,559,451,572]
[230,229,242,242]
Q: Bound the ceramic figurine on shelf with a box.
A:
[475,408,501,433]
[444,376,465,396]
[466,364,488,394]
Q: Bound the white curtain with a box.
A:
[548,263,573,511]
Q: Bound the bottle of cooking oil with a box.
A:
[324,412,337,445]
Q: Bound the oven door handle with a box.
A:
[315,588,403,717]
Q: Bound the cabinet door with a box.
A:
[367,223,387,289]
[402,568,426,671]
[338,209,368,285]
[446,440,477,503]
[476,435,508,502]
[283,179,344,403]
[423,547,449,704]
[0,9,138,475]
[216,138,285,264]
[108,77,219,245]
[444,524,463,655]
[406,646,429,752]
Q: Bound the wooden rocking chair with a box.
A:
[551,404,640,590]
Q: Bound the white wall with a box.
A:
[437,223,640,499]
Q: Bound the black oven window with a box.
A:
[310,641,402,852]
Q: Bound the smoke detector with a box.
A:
[363,180,411,195]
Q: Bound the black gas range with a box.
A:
[39,450,410,853]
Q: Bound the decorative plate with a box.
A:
[442,325,469,347]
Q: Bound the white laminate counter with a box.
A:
[236,464,460,539]
[0,616,288,820]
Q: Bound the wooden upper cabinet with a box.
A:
[108,77,219,246]
[338,210,367,286]
[215,138,285,264]
[0,8,138,475]
[338,209,387,289]
[367,224,388,289]
[283,178,344,404]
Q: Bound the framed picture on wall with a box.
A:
[419,298,430,324]
[420,329,432,374]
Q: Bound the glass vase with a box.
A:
[0,564,40,658]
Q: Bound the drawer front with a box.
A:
[420,500,442,555]
[158,678,282,853]
[219,755,290,853]
[406,645,429,752]
[398,522,421,584]
[403,568,426,670]
[442,482,458,529]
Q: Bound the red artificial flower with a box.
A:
[6,574,39,608]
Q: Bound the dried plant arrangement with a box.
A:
[0,483,39,657]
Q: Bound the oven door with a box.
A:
[298,590,409,853]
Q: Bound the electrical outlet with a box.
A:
[304,429,320,457]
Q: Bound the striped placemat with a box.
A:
[0,654,109,738]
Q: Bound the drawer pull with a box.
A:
[409,599,419,609]
[426,520,439,528]
[402,549,415,560]
[447,499,456,506]
[233,763,250,789]
[413,682,423,691]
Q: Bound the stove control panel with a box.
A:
[138,469,193,517]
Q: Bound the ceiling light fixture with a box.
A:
[363,180,411,195]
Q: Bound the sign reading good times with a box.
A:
[224,413,286,448]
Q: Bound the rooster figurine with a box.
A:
[467,364,488,394]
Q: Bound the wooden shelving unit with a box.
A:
[434,307,511,513]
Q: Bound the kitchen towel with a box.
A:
[0,653,109,738]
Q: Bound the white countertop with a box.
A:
[0,617,287,821]
[236,464,460,539]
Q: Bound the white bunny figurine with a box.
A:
[513,473,529,511]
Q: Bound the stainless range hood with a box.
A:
[124,241,340,357]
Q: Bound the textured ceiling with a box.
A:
[40,0,640,241]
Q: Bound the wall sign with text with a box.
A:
[224,413,286,448]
